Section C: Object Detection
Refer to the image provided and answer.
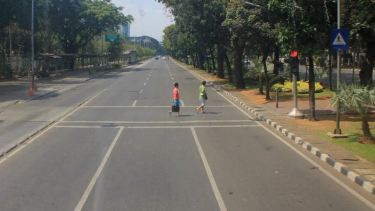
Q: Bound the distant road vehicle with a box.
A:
[155,57,159,60]
[162,57,166,60]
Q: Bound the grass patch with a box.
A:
[304,115,375,163]
[317,131,375,163]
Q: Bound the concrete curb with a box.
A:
[176,61,375,196]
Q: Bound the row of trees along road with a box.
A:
[0,0,133,71]
[159,0,375,121]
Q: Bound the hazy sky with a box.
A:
[111,0,175,42]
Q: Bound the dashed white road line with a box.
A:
[144,82,147,86]
[74,127,124,211]
[55,125,258,129]
[139,89,143,94]
[191,128,227,211]
[172,77,174,80]
[0,88,108,165]
[132,100,137,107]
[147,78,149,80]
[180,100,185,106]
[61,120,252,124]
[175,60,375,210]
[82,105,234,108]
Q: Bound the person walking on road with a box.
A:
[197,81,206,113]
[170,82,180,116]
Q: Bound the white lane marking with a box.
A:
[55,125,259,129]
[74,127,124,211]
[61,120,252,124]
[0,88,108,165]
[82,105,234,108]
[172,77,174,80]
[180,100,185,107]
[191,128,227,211]
[139,89,143,94]
[132,100,137,107]
[144,82,147,86]
[175,60,375,210]
[147,78,149,80]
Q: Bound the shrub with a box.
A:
[114,63,122,68]
[271,80,323,93]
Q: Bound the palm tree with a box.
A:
[330,83,375,140]
[247,58,264,94]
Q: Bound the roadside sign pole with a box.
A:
[328,0,348,138]
[335,0,342,134]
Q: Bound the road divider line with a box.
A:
[82,105,234,108]
[55,125,259,129]
[74,127,124,211]
[174,60,375,209]
[0,88,108,165]
[61,120,252,124]
[144,82,147,86]
[132,100,137,107]
[180,100,185,107]
[191,128,227,211]
[139,89,143,94]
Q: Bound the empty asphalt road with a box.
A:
[0,59,374,211]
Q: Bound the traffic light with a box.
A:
[290,51,299,73]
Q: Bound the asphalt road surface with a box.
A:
[0,59,374,211]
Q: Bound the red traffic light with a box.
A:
[291,51,298,57]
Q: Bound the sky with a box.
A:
[111,0,175,42]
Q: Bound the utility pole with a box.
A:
[31,0,35,90]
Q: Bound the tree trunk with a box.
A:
[234,45,246,89]
[217,45,225,79]
[308,55,316,121]
[273,45,280,75]
[359,41,374,87]
[329,50,332,91]
[224,52,233,83]
[362,116,373,139]
[259,74,264,95]
[198,53,205,70]
[262,53,271,100]
[210,48,216,73]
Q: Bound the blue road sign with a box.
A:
[331,29,349,50]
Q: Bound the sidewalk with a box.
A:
[176,60,375,195]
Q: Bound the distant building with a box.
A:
[116,22,131,38]
[124,22,130,38]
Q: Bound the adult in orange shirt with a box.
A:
[170,82,180,116]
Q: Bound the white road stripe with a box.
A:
[82,105,234,108]
[176,60,375,210]
[144,82,147,86]
[172,77,174,80]
[55,125,259,129]
[180,100,185,106]
[191,128,227,211]
[139,89,143,94]
[61,120,252,124]
[0,88,108,165]
[74,127,124,211]
[147,78,149,80]
[132,100,137,107]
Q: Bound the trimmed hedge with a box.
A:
[272,80,323,94]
